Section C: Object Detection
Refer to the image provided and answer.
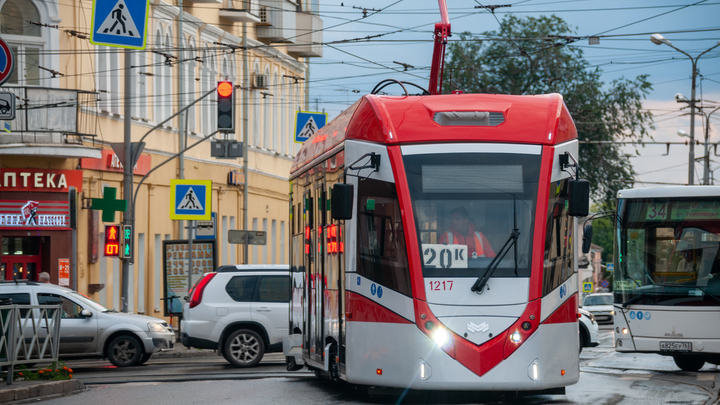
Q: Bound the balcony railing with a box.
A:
[0,86,101,159]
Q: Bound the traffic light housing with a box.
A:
[121,224,133,261]
[104,225,120,257]
[217,81,234,132]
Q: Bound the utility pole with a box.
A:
[702,106,720,185]
[178,0,186,239]
[650,35,720,185]
[121,49,132,313]
[242,14,249,264]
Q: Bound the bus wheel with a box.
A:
[673,355,705,372]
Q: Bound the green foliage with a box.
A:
[443,15,655,206]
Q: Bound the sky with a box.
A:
[306,0,720,188]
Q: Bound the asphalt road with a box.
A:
[44,326,719,405]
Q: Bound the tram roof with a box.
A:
[291,92,576,175]
[618,186,720,199]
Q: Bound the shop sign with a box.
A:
[80,149,151,175]
[58,258,70,287]
[0,200,71,229]
[0,169,82,193]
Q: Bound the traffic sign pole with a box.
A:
[121,48,133,313]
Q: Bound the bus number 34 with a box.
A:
[429,280,453,291]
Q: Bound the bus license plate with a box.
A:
[660,342,692,352]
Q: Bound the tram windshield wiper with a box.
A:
[471,229,519,293]
[471,195,520,293]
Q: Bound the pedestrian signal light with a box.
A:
[121,224,133,260]
[104,225,121,257]
[217,81,234,132]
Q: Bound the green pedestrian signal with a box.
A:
[121,224,133,261]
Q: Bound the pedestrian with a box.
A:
[38,272,51,283]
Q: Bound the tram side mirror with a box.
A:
[331,183,354,220]
[582,224,593,254]
[568,179,590,217]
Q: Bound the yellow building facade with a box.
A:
[0,0,322,320]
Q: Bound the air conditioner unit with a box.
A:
[253,73,268,89]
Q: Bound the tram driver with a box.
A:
[439,207,496,258]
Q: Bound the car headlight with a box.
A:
[610,310,615,315]
[148,322,167,332]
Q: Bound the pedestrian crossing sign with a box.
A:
[170,179,212,220]
[582,282,593,293]
[90,0,150,49]
[295,111,327,143]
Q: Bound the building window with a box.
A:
[1,0,42,86]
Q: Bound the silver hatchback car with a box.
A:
[0,281,175,367]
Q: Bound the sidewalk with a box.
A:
[0,379,84,404]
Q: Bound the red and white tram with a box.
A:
[284,1,589,394]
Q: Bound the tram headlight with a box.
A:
[510,331,523,344]
[432,328,451,348]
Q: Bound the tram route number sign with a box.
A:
[422,244,467,269]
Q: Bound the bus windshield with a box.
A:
[403,151,540,278]
[615,197,720,306]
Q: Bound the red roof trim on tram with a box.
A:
[346,291,413,324]
[542,293,579,325]
[291,93,578,175]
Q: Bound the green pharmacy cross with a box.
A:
[91,187,128,222]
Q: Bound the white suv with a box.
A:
[0,281,175,367]
[181,265,290,367]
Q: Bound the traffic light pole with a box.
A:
[121,48,133,313]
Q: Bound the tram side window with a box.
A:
[356,178,412,296]
[542,179,573,296]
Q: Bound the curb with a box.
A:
[0,379,85,404]
[153,349,218,359]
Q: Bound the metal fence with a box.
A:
[0,305,62,385]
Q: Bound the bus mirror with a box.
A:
[582,224,593,254]
[568,179,590,217]
[331,184,354,220]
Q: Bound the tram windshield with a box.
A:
[403,151,541,278]
[615,197,720,306]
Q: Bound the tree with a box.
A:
[443,15,654,205]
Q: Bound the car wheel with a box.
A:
[673,355,705,372]
[223,329,264,367]
[107,334,144,367]
[138,353,152,365]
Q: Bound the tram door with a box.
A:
[310,179,327,364]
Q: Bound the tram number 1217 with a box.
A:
[423,244,468,269]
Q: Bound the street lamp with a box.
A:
[652,34,720,185]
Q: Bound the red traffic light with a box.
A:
[104,225,121,257]
[218,82,233,98]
